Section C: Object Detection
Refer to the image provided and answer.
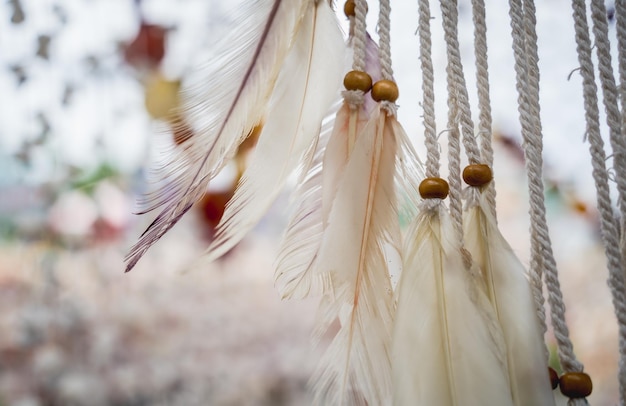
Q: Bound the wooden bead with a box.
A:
[462,164,493,187]
[343,0,367,17]
[548,367,559,390]
[559,372,592,398]
[371,80,399,103]
[344,0,355,17]
[344,70,373,92]
[419,178,449,200]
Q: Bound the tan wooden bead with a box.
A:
[559,372,592,398]
[462,164,493,187]
[419,178,449,200]
[344,70,372,92]
[344,0,356,17]
[548,367,559,390]
[344,0,367,17]
[371,80,399,103]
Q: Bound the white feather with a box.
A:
[273,114,335,300]
[274,35,383,300]
[464,192,556,406]
[204,1,346,262]
[392,203,514,406]
[126,0,308,271]
[311,108,397,406]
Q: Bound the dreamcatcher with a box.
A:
[126,0,626,404]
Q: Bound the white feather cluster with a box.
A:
[127,1,556,405]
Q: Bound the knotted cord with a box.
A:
[508,0,587,404]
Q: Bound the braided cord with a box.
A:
[509,1,588,396]
[471,0,497,217]
[583,0,626,401]
[418,0,438,178]
[439,0,481,262]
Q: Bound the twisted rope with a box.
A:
[418,0,438,178]
[616,0,626,143]
[377,0,393,81]
[352,0,367,72]
[439,0,481,266]
[508,0,547,352]
[343,0,369,108]
[471,0,497,217]
[509,1,586,402]
[589,0,626,214]
[617,0,626,112]
[582,0,626,400]
[509,0,586,406]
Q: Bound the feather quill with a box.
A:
[273,115,336,299]
[125,0,308,272]
[204,0,345,262]
[274,35,382,299]
[311,106,401,406]
[464,191,555,406]
[392,202,514,406]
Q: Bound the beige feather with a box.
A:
[126,0,309,271]
[464,191,556,406]
[311,107,399,406]
[274,35,383,300]
[204,0,345,262]
[392,202,514,406]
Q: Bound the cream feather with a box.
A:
[203,0,345,262]
[125,0,309,272]
[273,115,336,299]
[311,107,398,406]
[274,35,382,300]
[392,203,514,406]
[464,191,556,406]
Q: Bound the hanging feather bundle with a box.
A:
[274,34,382,300]
[203,0,346,262]
[126,0,318,271]
[392,196,514,406]
[463,187,555,405]
[310,103,403,406]
[307,1,424,401]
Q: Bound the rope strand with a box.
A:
[471,0,497,217]
[508,1,587,395]
[439,0,480,264]
[377,0,393,81]
[418,0,438,178]
[581,0,626,401]
[352,0,367,72]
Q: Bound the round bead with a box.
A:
[371,80,399,103]
[462,164,493,187]
[419,178,449,200]
[344,0,355,17]
[344,70,373,92]
[343,0,367,17]
[548,367,559,390]
[559,372,592,398]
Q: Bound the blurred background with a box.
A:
[0,0,621,404]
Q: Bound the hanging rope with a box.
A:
[616,0,626,141]
[375,0,398,117]
[507,0,548,351]
[571,0,626,401]
[377,0,393,81]
[508,0,589,404]
[418,0,438,179]
[572,0,626,404]
[470,0,497,217]
[352,0,367,73]
[343,0,370,109]
[439,0,482,268]
[588,0,626,223]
